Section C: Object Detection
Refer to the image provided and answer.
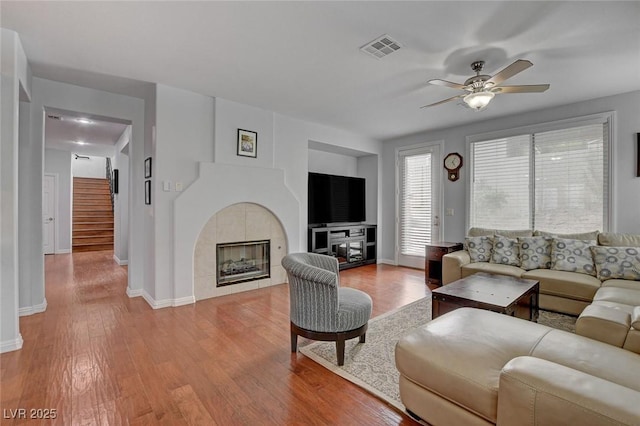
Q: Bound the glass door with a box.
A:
[397,144,442,268]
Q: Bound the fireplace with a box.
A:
[216,240,270,286]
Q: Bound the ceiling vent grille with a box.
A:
[360,34,402,59]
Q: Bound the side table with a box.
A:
[425,242,463,286]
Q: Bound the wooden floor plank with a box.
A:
[0,250,428,424]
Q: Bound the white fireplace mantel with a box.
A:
[174,162,300,303]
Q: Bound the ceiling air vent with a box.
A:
[360,34,402,59]
[47,114,62,120]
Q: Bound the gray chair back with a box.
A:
[282,253,340,333]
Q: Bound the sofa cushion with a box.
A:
[598,232,640,247]
[600,279,640,290]
[468,227,532,238]
[550,238,597,276]
[530,329,640,392]
[462,262,525,279]
[591,246,640,281]
[593,287,640,306]
[490,235,519,266]
[522,269,601,302]
[466,236,493,262]
[633,307,640,329]
[395,308,553,423]
[535,230,600,240]
[518,236,552,270]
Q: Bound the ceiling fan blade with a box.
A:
[493,84,550,93]
[420,95,464,108]
[486,59,533,86]
[427,79,467,90]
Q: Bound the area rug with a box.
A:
[299,297,576,413]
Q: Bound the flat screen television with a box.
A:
[308,172,365,225]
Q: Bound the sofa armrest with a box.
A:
[497,356,640,426]
[442,250,470,285]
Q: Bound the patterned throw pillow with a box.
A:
[466,236,493,263]
[551,238,596,276]
[590,246,640,281]
[518,236,552,270]
[491,235,520,266]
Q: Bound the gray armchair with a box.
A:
[282,252,372,366]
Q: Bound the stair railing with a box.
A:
[106,157,115,211]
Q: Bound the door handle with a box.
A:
[45,217,54,222]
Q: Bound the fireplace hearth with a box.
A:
[217,240,270,286]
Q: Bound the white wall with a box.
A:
[1,29,31,352]
[44,149,72,253]
[308,149,358,176]
[358,155,379,225]
[380,90,640,261]
[71,155,107,178]
[112,126,130,264]
[152,84,215,302]
[214,98,274,167]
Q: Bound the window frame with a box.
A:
[465,112,615,233]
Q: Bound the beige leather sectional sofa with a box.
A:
[395,308,640,426]
[442,229,640,316]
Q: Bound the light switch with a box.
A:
[175,182,183,192]
[446,208,455,216]
[163,181,171,191]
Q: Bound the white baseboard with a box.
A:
[113,254,129,266]
[378,258,397,266]
[141,290,195,309]
[173,296,196,307]
[0,334,23,353]
[18,298,48,317]
[55,249,71,254]
[126,287,143,298]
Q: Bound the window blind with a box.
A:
[469,135,531,229]
[400,152,432,256]
[469,118,609,233]
[533,124,607,233]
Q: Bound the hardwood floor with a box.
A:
[1,251,430,425]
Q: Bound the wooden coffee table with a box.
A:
[432,273,539,321]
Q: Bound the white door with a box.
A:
[396,144,442,268]
[43,174,56,254]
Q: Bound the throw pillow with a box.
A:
[490,235,520,266]
[466,236,493,263]
[518,236,552,270]
[551,238,597,276]
[590,246,640,281]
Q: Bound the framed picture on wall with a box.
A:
[237,129,258,158]
[637,133,640,177]
[113,169,119,194]
[145,180,151,205]
[145,157,152,178]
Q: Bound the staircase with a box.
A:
[73,177,114,252]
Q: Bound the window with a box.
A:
[469,114,612,233]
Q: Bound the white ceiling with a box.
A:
[2,1,639,141]
[44,108,129,157]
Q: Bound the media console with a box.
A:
[308,224,377,270]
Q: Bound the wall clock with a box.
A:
[444,152,463,182]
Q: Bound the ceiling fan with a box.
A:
[422,59,549,110]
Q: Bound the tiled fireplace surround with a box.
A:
[194,203,287,300]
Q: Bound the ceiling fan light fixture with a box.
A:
[463,91,495,110]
